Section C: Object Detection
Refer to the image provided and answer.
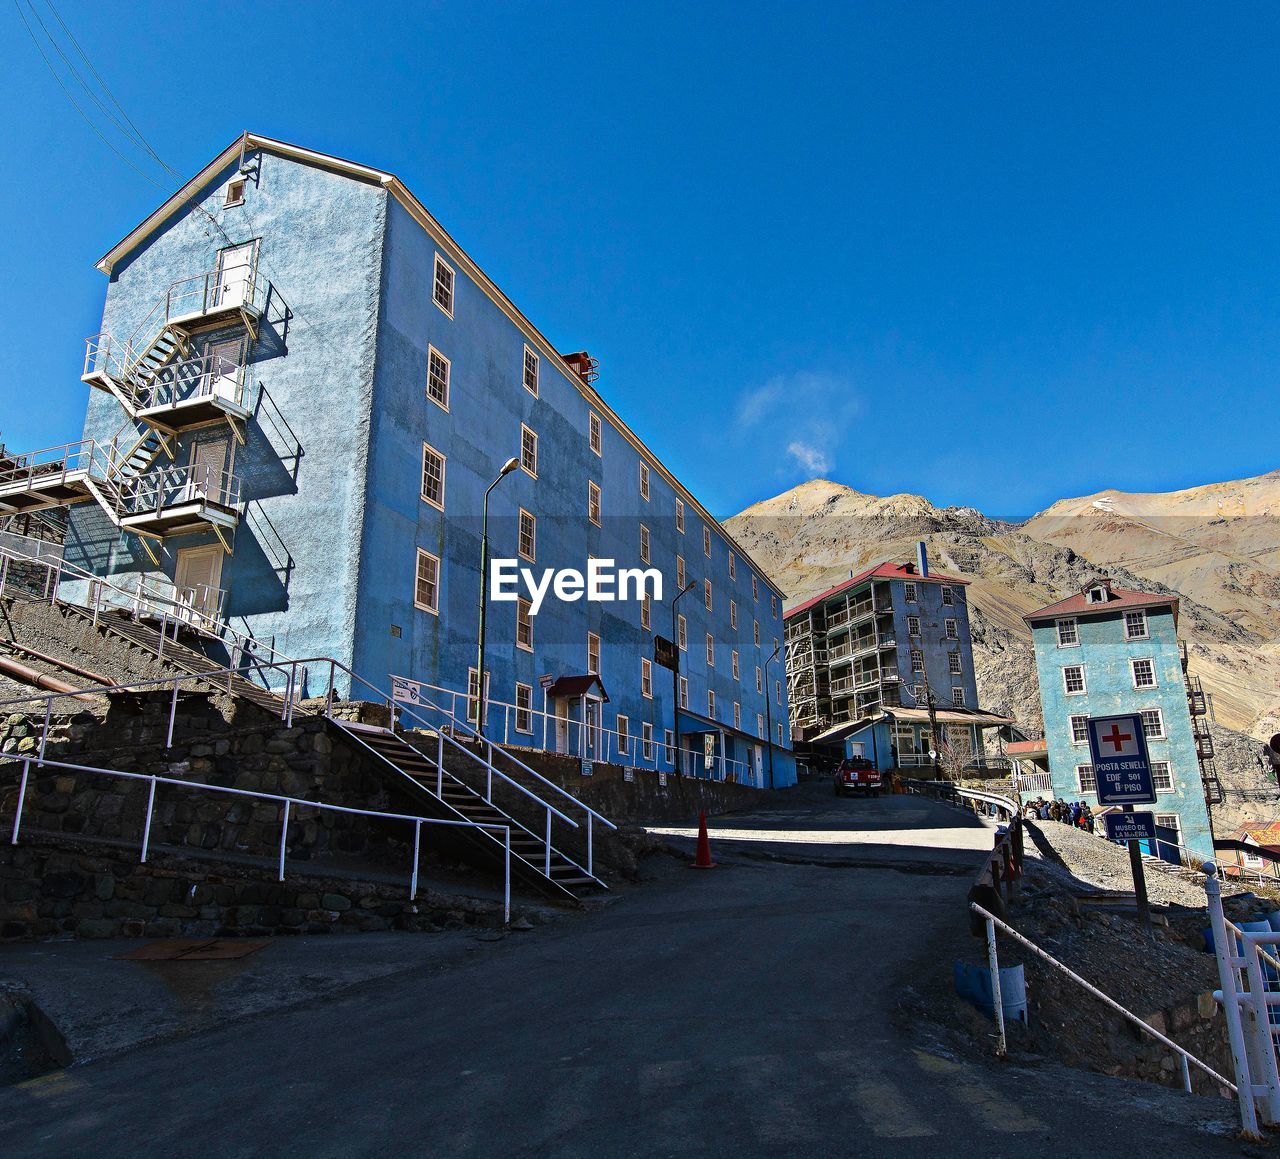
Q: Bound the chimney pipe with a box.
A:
[917,541,929,578]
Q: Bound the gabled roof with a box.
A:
[785,561,969,621]
[1023,580,1178,625]
[1006,739,1048,757]
[546,674,608,702]
[93,132,788,601]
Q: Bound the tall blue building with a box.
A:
[0,133,794,788]
[784,549,1010,773]
[1025,579,1214,860]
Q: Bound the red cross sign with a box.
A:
[1101,724,1132,753]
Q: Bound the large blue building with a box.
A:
[0,133,794,788]
[1026,579,1214,860]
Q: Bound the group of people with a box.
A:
[1025,796,1095,833]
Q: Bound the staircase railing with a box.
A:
[6,753,511,922]
[117,463,241,516]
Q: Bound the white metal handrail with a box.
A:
[971,901,1234,1093]
[6,754,511,923]
[117,463,241,514]
[136,351,252,414]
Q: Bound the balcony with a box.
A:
[0,440,104,515]
[118,464,241,540]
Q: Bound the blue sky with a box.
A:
[1,1,1276,519]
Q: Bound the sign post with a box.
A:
[1088,713,1156,929]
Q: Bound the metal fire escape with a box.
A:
[1182,642,1223,806]
[0,247,266,570]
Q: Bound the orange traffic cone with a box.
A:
[691,810,716,869]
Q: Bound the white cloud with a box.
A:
[786,441,830,476]
[735,382,783,429]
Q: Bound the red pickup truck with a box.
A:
[833,756,882,798]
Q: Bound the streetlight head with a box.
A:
[684,580,698,593]
[499,456,520,477]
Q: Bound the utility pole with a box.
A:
[670,580,697,775]
[474,457,519,738]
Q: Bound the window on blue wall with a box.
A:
[1141,708,1165,739]
[642,722,655,761]
[751,575,759,600]
[706,634,715,667]
[908,615,921,638]
[904,581,918,602]
[588,481,601,526]
[1124,610,1149,640]
[704,578,712,612]
[523,346,539,397]
[703,525,712,557]
[678,614,687,651]
[734,702,741,729]
[675,497,685,533]
[588,632,601,675]
[1152,762,1173,792]
[757,712,764,737]
[1057,618,1079,647]
[420,443,446,511]
[517,598,533,651]
[641,658,653,699]
[945,618,958,640]
[756,666,763,694]
[679,676,689,709]
[728,552,736,580]
[708,690,716,718]
[732,650,739,680]
[515,683,534,733]
[617,715,630,756]
[589,412,602,456]
[1070,714,1089,744]
[677,555,686,589]
[433,254,455,317]
[941,586,954,606]
[948,652,961,675]
[1076,765,1096,794]
[414,549,440,614]
[753,620,760,647]
[911,649,925,673]
[664,729,675,762]
[640,461,650,501]
[640,523,650,564]
[952,687,965,706]
[641,593,651,632]
[1062,665,1086,695]
[518,509,536,562]
[426,347,450,410]
[1131,658,1156,689]
[730,600,737,630]
[520,425,538,477]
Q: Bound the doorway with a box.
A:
[215,242,256,309]
[174,544,224,620]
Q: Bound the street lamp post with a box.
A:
[670,579,697,775]
[764,642,780,789]
[475,456,520,738]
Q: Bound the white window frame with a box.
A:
[675,497,685,533]
[1124,609,1149,640]
[522,345,539,397]
[676,555,686,589]
[904,581,918,602]
[732,649,740,680]
[520,424,538,478]
[708,689,716,718]
[518,508,536,563]
[944,618,958,640]
[639,461,650,501]
[588,480,601,527]
[1063,665,1086,695]
[679,675,689,709]
[729,553,736,580]
[1156,813,1182,839]
[1056,618,1079,648]
[587,631,601,675]
[414,548,440,614]
[734,702,741,730]
[677,613,687,651]
[1152,761,1174,793]
[224,179,246,208]
[516,597,533,652]
[703,525,712,558]
[426,345,450,411]
[753,620,760,647]
[664,729,675,763]
[757,712,764,737]
[910,649,924,673]
[1077,764,1096,794]
[752,576,759,600]
[1131,657,1157,689]
[706,633,715,667]
[515,683,534,734]
[589,411,602,456]
[1070,714,1089,745]
[616,715,630,757]
[951,687,965,706]
[1141,707,1166,740]
[432,253,455,318]
[641,657,653,699]
[756,666,763,694]
[907,615,921,637]
[640,523,651,564]
[730,600,737,630]
[641,593,652,632]
[642,721,655,761]
[420,442,446,511]
[704,578,712,612]
[941,585,954,606]
[466,667,490,727]
[948,652,962,675]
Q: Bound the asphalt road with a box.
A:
[0,785,1246,1157]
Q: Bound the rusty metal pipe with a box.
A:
[1,642,111,687]
[0,654,96,701]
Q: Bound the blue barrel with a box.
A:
[953,961,1029,1024]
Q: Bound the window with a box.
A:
[420,443,446,510]
[516,508,536,562]
[771,595,778,617]
[522,346,539,397]
[703,525,712,557]
[704,578,712,612]
[1156,814,1182,839]
[641,658,653,698]
[1152,761,1174,793]
[677,555,686,589]
[728,553,736,580]
[904,581,918,602]
[617,715,630,756]
[679,675,689,709]
[945,618,958,640]
[1077,764,1097,794]
[1245,846,1266,870]
[907,615,921,637]
[708,690,716,718]
[948,652,962,675]
[640,523,651,564]
[1070,715,1089,745]
[1087,586,1108,604]
[1141,708,1166,739]
[589,411,602,456]
[1057,618,1078,647]
[642,722,655,761]
[516,598,533,651]
[433,254,455,316]
[467,668,489,725]
[706,634,715,667]
[734,702,742,729]
[639,461,650,501]
[588,632,601,674]
[414,549,440,614]
[732,650,740,680]
[952,687,965,706]
[675,497,685,533]
[756,666,763,694]
[752,576,759,600]
[1124,609,1149,640]
[941,585,954,606]
[588,481,601,526]
[730,600,738,630]
[426,346,450,410]
[776,679,782,705]
[757,713,764,737]
[753,620,761,647]
[777,722,783,745]
[1063,665,1086,695]
[1131,658,1156,689]
[677,614,687,651]
[520,425,538,477]
[515,683,534,733]
[664,729,675,763]
[224,179,246,207]
[910,649,925,673]
[641,593,652,632]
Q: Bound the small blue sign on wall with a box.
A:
[580,760,593,777]
[1103,810,1156,843]
[1087,713,1156,805]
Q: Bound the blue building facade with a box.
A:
[17,134,794,787]
[1026,580,1213,860]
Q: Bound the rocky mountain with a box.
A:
[725,476,1280,832]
